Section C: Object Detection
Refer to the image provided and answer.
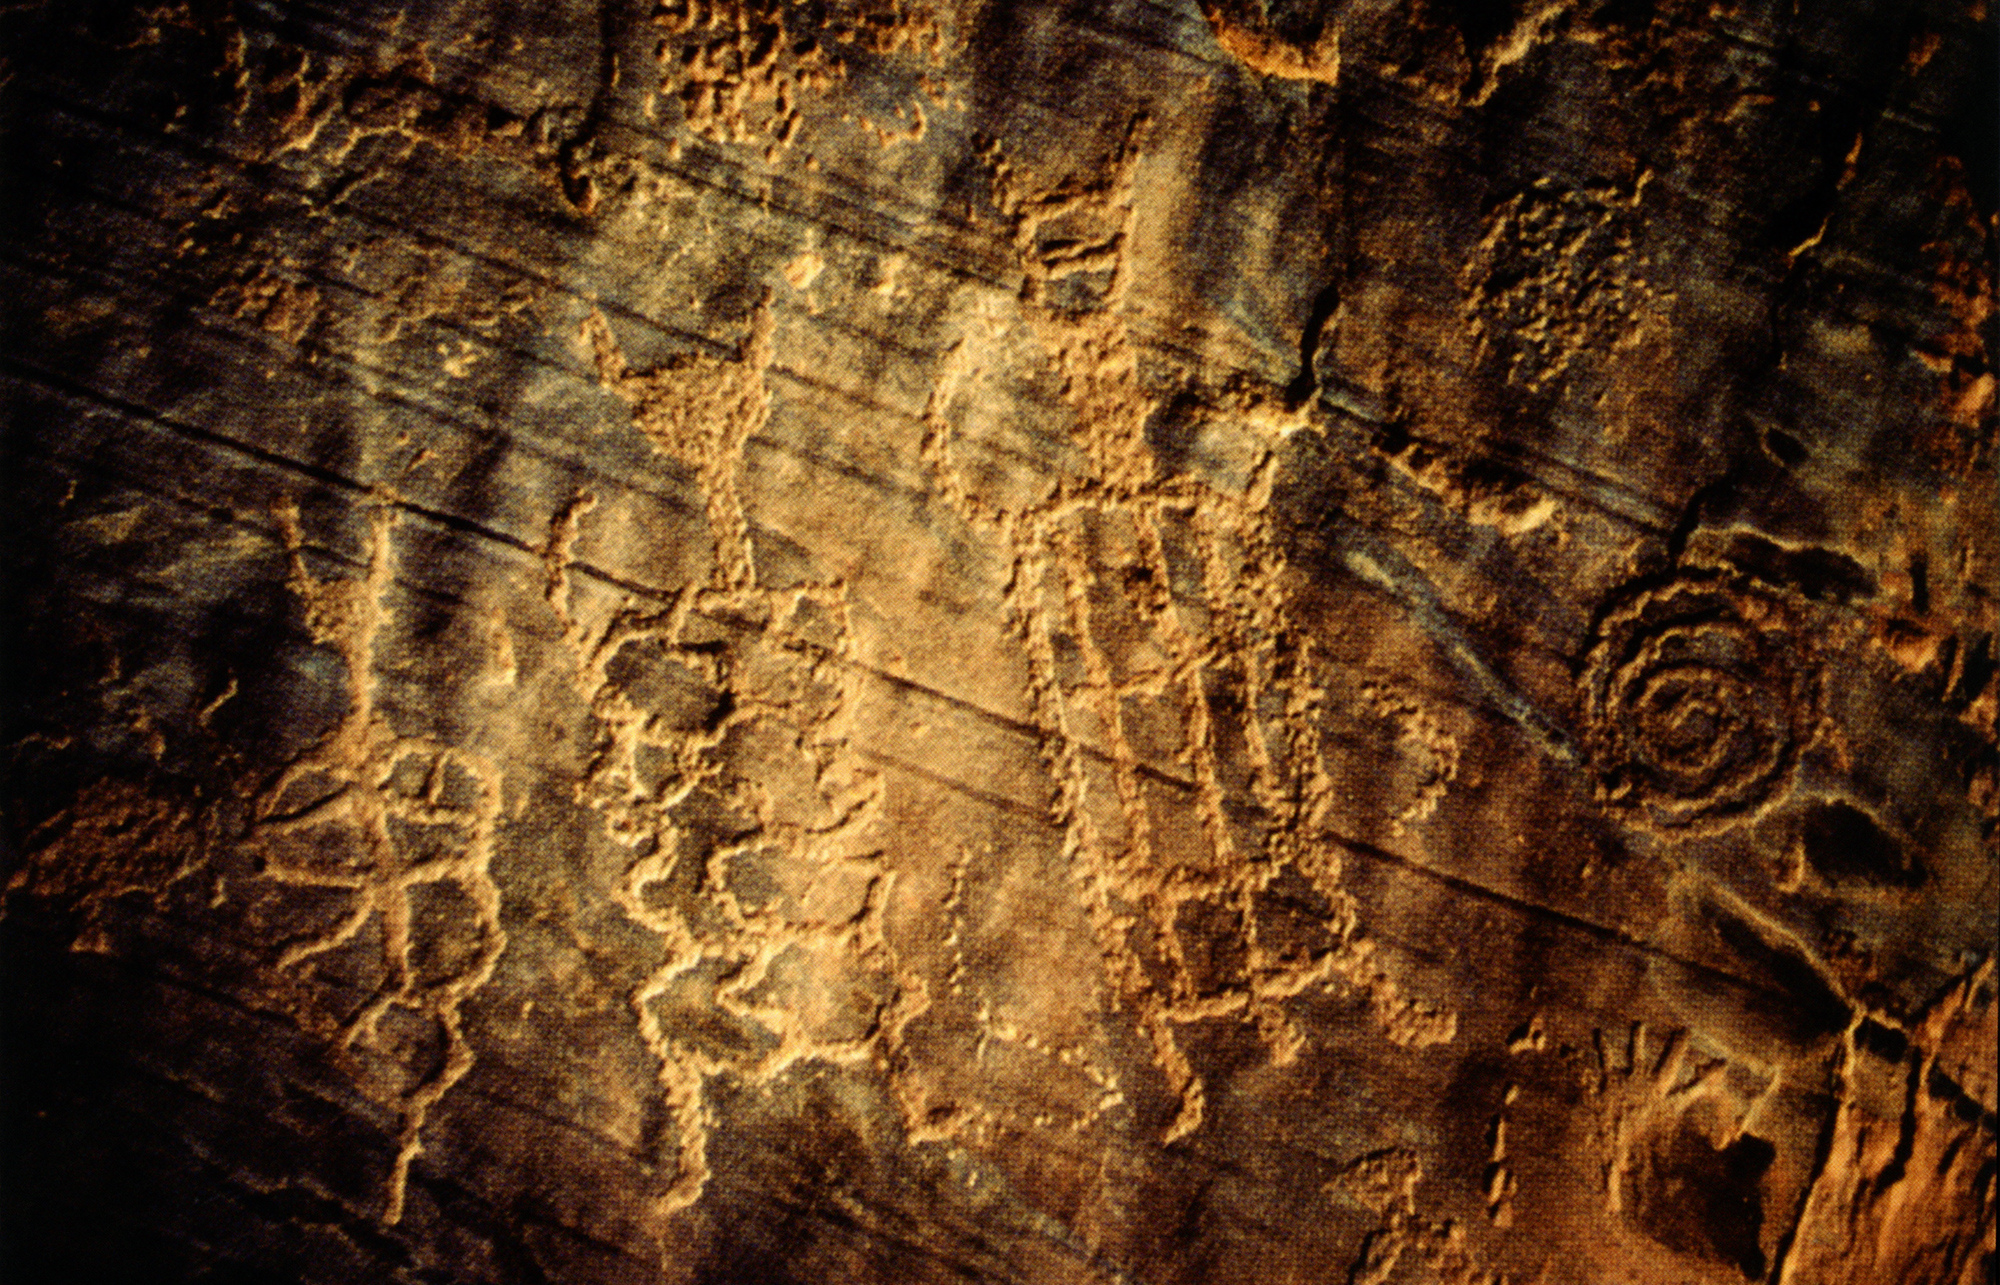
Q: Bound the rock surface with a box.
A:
[1,1,1994,1282]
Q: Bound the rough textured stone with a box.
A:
[1,1,1993,1282]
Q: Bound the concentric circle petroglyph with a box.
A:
[1583,574,1819,832]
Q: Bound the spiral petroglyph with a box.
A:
[1583,574,1820,832]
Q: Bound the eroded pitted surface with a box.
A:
[2,0,1994,1282]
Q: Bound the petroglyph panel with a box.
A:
[3,0,1993,1282]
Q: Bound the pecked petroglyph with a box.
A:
[3,778,208,956]
[641,0,952,159]
[1327,1147,1506,1285]
[1583,571,1822,834]
[246,503,507,1225]
[582,299,773,592]
[1586,1022,1782,1279]
[918,126,1459,1148]
[555,305,912,1226]
[1462,178,1660,395]
[6,0,1992,1279]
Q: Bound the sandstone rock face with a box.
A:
[2,1,1994,1282]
